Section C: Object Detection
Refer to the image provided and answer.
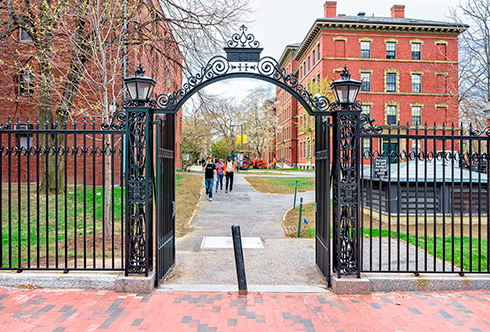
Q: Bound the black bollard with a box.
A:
[231,225,248,295]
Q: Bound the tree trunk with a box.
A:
[104,136,113,240]
[37,42,65,194]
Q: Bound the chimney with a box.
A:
[391,5,405,18]
[324,1,337,18]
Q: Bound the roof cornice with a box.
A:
[293,19,468,61]
[278,44,300,68]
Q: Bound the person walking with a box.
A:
[215,157,224,193]
[203,156,216,201]
[272,157,277,170]
[234,154,240,173]
[224,155,235,193]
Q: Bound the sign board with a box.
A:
[373,157,388,180]
[224,48,263,62]
[236,134,247,143]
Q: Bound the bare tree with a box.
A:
[0,0,253,193]
[448,0,490,128]
[237,86,276,157]
[181,116,211,170]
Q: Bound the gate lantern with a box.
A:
[330,65,363,279]
[124,63,156,105]
[330,66,362,107]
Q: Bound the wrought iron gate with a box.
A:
[155,114,176,285]
[315,116,332,282]
[122,26,336,286]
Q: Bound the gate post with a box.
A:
[124,106,154,277]
[332,105,362,278]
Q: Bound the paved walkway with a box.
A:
[0,287,489,331]
[168,172,318,285]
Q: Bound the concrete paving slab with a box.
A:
[201,236,264,249]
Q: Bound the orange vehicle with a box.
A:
[239,150,267,170]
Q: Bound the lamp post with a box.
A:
[230,124,244,151]
[124,63,156,106]
[330,65,362,110]
[329,65,362,279]
[122,64,156,277]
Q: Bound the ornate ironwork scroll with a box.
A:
[152,26,331,115]
[332,104,362,278]
[125,108,153,276]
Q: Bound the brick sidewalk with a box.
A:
[0,288,488,331]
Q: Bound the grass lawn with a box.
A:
[0,173,203,267]
[1,184,124,268]
[283,202,488,271]
[244,176,315,194]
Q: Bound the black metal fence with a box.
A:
[0,117,125,271]
[360,120,489,274]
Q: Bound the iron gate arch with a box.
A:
[122,25,363,286]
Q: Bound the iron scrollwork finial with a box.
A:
[227,25,260,49]
[135,63,145,76]
[340,65,351,79]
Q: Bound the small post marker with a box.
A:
[297,198,303,238]
[293,180,298,209]
[231,225,248,295]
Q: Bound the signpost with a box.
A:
[373,157,388,180]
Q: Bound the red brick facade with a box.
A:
[275,2,464,169]
[0,0,183,181]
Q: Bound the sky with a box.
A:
[190,0,461,107]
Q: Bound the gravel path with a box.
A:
[165,173,322,286]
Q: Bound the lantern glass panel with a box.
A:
[137,82,151,101]
[127,82,137,100]
[348,85,360,103]
[334,85,349,104]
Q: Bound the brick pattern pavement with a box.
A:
[0,288,489,331]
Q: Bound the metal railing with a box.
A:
[360,121,489,274]
[0,117,125,271]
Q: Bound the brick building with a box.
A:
[0,0,183,182]
[275,2,465,169]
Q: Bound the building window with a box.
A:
[19,70,34,95]
[361,105,371,117]
[363,138,371,154]
[312,50,315,63]
[411,43,421,60]
[386,105,397,125]
[308,56,310,71]
[360,72,371,91]
[19,27,32,42]
[317,44,320,61]
[386,42,396,59]
[412,106,422,126]
[300,142,303,158]
[360,41,371,58]
[386,73,396,92]
[412,74,421,93]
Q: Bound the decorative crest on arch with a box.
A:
[226,25,260,49]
